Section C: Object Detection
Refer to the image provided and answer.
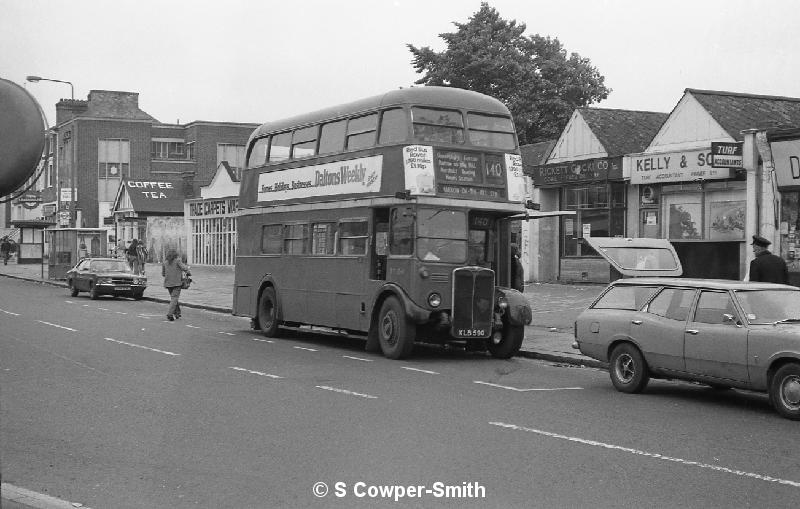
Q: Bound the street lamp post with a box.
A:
[26,75,74,100]
[26,75,76,227]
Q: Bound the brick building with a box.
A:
[32,90,256,237]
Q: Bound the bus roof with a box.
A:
[249,86,511,140]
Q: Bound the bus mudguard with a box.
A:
[373,283,431,324]
[496,288,532,327]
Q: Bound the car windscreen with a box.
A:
[91,260,130,272]
[735,289,800,324]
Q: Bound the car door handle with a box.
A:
[686,329,699,335]
[631,320,642,325]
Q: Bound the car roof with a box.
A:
[609,277,798,291]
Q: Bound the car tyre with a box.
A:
[609,343,650,394]
[770,363,800,420]
[486,323,523,359]
[68,279,79,297]
[376,296,415,359]
[89,284,99,300]
[257,286,280,337]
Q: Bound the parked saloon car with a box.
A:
[574,237,800,420]
[66,258,147,300]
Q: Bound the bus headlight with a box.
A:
[427,292,442,307]
[497,294,508,309]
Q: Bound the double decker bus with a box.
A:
[234,86,537,359]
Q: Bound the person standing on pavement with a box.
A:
[510,243,524,292]
[162,248,191,321]
[1,236,11,265]
[748,235,788,284]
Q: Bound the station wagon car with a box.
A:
[574,237,800,420]
[66,258,147,300]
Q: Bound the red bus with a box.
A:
[234,86,536,359]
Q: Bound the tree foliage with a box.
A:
[408,3,610,144]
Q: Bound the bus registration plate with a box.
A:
[457,329,486,337]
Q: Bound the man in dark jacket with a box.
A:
[749,235,788,284]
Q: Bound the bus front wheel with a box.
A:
[486,324,524,359]
[258,287,280,337]
[377,296,415,359]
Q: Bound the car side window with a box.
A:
[693,291,736,324]
[647,288,695,321]
[593,285,658,310]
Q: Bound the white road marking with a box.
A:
[186,324,201,329]
[229,366,282,379]
[343,355,372,362]
[115,311,127,315]
[104,337,180,356]
[402,366,439,375]
[36,320,77,332]
[98,307,109,311]
[64,300,75,304]
[316,385,377,399]
[294,346,318,352]
[218,331,236,336]
[490,422,800,488]
[252,337,274,343]
[0,308,20,316]
[1,482,91,509]
[475,381,583,391]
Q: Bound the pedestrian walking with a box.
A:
[136,241,148,275]
[748,235,788,284]
[162,248,191,321]
[1,236,11,265]
[126,239,139,273]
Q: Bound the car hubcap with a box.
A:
[381,311,397,347]
[616,354,635,383]
[780,375,800,410]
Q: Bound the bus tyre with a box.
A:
[377,296,415,359]
[486,324,523,359]
[258,287,280,337]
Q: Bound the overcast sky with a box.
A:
[2,0,798,129]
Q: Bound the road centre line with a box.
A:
[343,355,372,361]
[0,308,20,316]
[218,331,236,336]
[294,346,318,352]
[252,337,274,343]
[402,366,439,374]
[490,422,800,488]
[475,381,583,392]
[316,385,377,399]
[104,337,180,356]
[186,324,201,329]
[229,366,282,379]
[36,320,77,332]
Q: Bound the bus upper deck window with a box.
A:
[292,125,318,159]
[269,132,291,163]
[411,107,465,145]
[467,113,516,150]
[378,108,408,144]
[319,120,346,155]
[346,114,378,151]
[248,137,269,168]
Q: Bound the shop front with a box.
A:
[532,157,626,282]
[185,197,238,265]
[629,148,746,279]
[771,133,800,286]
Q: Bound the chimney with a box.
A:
[55,99,87,125]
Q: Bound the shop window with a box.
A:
[665,193,702,240]
[562,183,625,257]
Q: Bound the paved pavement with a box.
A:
[0,258,605,368]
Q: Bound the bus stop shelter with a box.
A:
[10,219,54,264]
[48,228,108,280]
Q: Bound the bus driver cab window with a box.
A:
[390,207,414,255]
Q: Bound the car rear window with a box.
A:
[593,285,658,310]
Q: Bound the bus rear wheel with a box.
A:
[377,296,415,359]
[258,287,280,337]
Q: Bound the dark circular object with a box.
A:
[0,78,47,197]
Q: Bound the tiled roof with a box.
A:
[520,140,556,170]
[579,108,668,156]
[687,89,800,141]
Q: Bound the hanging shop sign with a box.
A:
[532,157,622,186]
[629,149,732,184]
[710,142,743,168]
[14,190,42,209]
[771,138,800,188]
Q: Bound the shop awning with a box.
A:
[112,179,185,215]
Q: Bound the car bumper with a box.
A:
[95,283,147,294]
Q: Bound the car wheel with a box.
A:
[89,284,99,300]
[68,279,79,297]
[770,363,800,420]
[257,287,280,337]
[609,343,650,394]
[486,323,523,359]
[376,296,415,359]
